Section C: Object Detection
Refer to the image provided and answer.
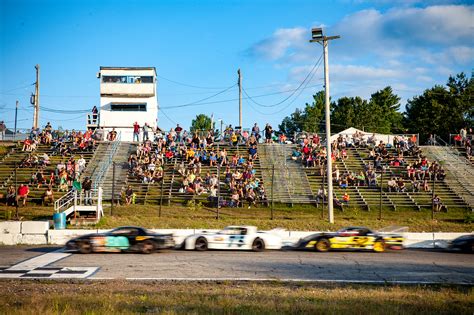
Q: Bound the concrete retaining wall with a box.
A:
[0,221,471,248]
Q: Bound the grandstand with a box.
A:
[1,126,472,224]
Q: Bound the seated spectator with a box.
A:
[342,192,350,205]
[432,195,441,212]
[125,185,134,205]
[387,178,397,192]
[6,186,16,206]
[42,186,54,206]
[16,184,29,206]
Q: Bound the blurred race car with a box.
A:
[65,226,175,254]
[448,234,474,253]
[183,226,282,251]
[292,226,404,253]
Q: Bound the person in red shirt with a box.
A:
[133,122,140,142]
[16,184,29,206]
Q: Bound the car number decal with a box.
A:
[106,236,130,249]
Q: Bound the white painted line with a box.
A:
[6,249,70,271]
[0,274,22,278]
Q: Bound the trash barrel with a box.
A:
[53,212,66,230]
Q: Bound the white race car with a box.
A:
[183,226,283,251]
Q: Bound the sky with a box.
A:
[0,0,473,132]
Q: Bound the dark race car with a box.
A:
[292,226,404,253]
[448,234,474,253]
[65,226,175,254]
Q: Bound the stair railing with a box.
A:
[93,132,121,189]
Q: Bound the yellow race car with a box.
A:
[293,226,404,253]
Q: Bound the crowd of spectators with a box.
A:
[3,123,97,206]
[292,131,447,195]
[127,123,269,207]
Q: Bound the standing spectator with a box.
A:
[175,124,183,142]
[108,128,117,141]
[125,185,134,205]
[133,122,140,142]
[264,123,273,144]
[251,123,260,142]
[460,127,467,145]
[82,177,93,205]
[16,184,29,206]
[0,120,6,140]
[91,105,98,124]
[316,186,326,207]
[142,123,150,141]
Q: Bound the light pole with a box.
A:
[218,119,223,142]
[310,27,340,224]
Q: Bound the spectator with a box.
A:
[16,184,29,206]
[0,120,6,140]
[251,123,260,142]
[175,124,183,142]
[125,185,134,205]
[342,192,350,205]
[143,123,150,141]
[264,123,273,144]
[91,105,98,124]
[42,186,54,206]
[82,177,93,205]
[133,122,140,142]
[316,186,326,207]
[6,185,16,206]
[108,128,117,141]
[432,195,441,212]
[387,178,397,192]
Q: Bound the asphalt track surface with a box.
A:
[0,246,473,284]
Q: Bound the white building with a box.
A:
[94,66,159,141]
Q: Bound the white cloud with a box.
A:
[247,27,308,60]
[247,5,473,63]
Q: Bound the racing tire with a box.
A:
[251,238,265,252]
[78,241,92,254]
[373,239,386,253]
[195,237,208,251]
[141,240,155,254]
[315,238,330,252]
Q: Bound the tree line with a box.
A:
[278,72,473,144]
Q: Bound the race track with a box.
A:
[0,246,473,284]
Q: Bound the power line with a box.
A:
[158,108,178,125]
[160,82,324,109]
[242,53,323,108]
[0,82,35,94]
[157,74,232,90]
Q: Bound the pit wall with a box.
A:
[0,221,470,249]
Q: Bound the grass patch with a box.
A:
[1,203,472,232]
[0,280,472,314]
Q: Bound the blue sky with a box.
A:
[0,0,472,132]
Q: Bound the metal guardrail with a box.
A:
[92,132,121,190]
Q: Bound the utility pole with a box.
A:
[33,64,40,129]
[14,101,18,141]
[310,28,340,224]
[238,69,242,128]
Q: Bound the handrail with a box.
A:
[92,132,121,189]
[54,189,75,213]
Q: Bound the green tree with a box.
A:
[368,86,403,133]
[404,72,473,143]
[278,91,325,135]
[190,114,213,133]
[330,87,402,134]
